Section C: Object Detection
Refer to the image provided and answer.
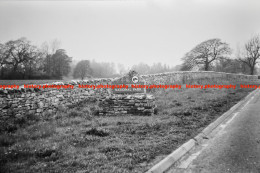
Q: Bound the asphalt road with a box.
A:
[168,90,260,173]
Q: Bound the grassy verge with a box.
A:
[0,80,259,173]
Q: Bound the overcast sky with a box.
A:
[0,0,260,68]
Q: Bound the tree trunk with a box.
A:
[205,62,209,71]
[13,63,18,73]
[250,66,254,75]
[0,67,3,79]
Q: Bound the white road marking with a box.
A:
[226,112,238,125]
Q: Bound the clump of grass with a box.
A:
[28,123,55,140]
[68,110,84,117]
[57,105,67,112]
[85,128,109,137]
[154,107,159,114]
[0,112,39,134]
[0,134,16,147]
[35,147,61,162]
[1,123,18,133]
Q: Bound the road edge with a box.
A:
[146,89,258,173]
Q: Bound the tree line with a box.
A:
[73,61,178,80]
[180,35,260,75]
[1,35,259,80]
[0,38,72,79]
[73,35,260,80]
[0,37,178,80]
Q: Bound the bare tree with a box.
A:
[238,35,260,75]
[182,38,231,71]
[0,43,10,68]
[41,39,61,55]
[0,43,11,77]
[4,37,39,73]
[50,39,61,55]
[41,39,62,77]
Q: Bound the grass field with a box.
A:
[0,79,260,172]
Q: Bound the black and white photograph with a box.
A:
[0,0,260,172]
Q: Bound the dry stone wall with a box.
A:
[0,79,111,118]
[98,94,155,116]
[0,71,258,118]
[141,71,258,85]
